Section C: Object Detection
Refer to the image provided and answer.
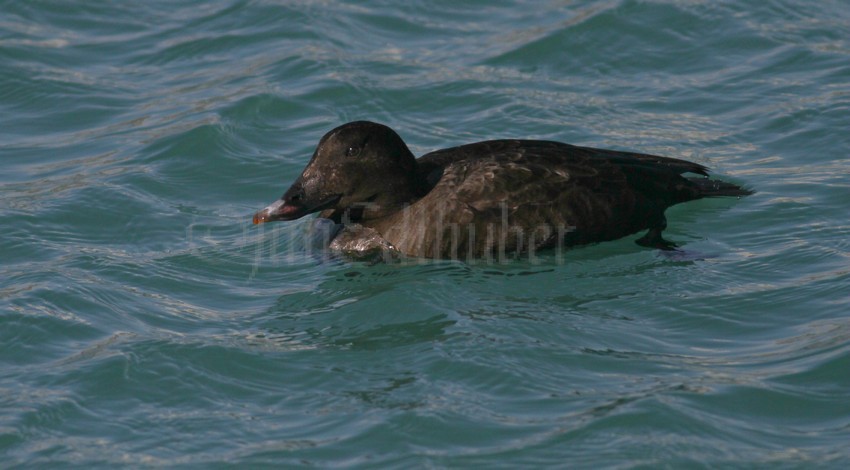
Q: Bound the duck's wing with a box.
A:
[418,138,711,205]
[384,140,701,257]
[418,139,709,195]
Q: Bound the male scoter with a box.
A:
[253,121,751,259]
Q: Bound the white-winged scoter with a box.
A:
[253,121,751,259]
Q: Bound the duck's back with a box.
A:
[371,140,737,259]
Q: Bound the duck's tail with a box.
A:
[688,177,754,198]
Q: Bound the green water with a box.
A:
[2,0,849,467]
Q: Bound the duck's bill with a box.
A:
[252,199,305,224]
[252,194,341,224]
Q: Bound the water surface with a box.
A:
[2,0,849,467]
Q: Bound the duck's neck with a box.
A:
[360,180,424,222]
[337,170,427,224]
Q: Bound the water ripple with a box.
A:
[2,0,850,466]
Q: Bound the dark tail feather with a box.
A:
[688,177,754,197]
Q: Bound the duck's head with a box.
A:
[253,121,419,225]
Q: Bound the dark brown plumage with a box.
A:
[253,121,751,259]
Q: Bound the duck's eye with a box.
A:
[346,146,361,157]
